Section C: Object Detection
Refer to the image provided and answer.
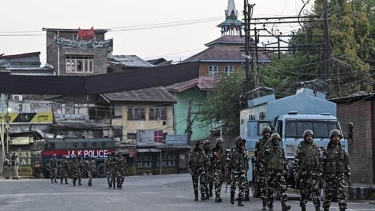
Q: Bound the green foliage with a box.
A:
[264,0,375,98]
[198,71,245,135]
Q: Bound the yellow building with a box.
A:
[101,87,176,144]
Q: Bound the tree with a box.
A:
[198,71,245,135]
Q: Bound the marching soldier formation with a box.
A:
[46,151,127,189]
[188,127,352,211]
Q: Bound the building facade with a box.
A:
[43,28,113,76]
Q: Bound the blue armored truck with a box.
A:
[239,80,350,198]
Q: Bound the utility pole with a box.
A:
[254,27,260,91]
[243,0,250,92]
[323,0,330,81]
[277,34,281,60]
[186,98,192,143]
[0,94,5,175]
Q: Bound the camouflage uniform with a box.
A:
[49,154,58,183]
[110,152,118,189]
[253,132,272,209]
[203,140,214,198]
[188,141,209,201]
[77,155,84,185]
[60,155,69,184]
[212,138,226,202]
[70,156,79,186]
[293,130,321,211]
[242,139,250,201]
[104,154,113,188]
[262,133,291,211]
[228,136,249,207]
[116,151,127,189]
[3,156,10,179]
[85,156,96,187]
[321,129,351,211]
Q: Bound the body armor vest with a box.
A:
[300,142,320,170]
[191,150,205,168]
[266,145,285,171]
[258,138,269,161]
[325,146,345,174]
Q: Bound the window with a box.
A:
[208,65,218,76]
[66,56,94,73]
[149,107,167,120]
[285,120,340,138]
[127,107,145,120]
[64,103,75,114]
[224,65,235,75]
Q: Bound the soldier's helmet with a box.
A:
[236,136,244,143]
[88,155,92,159]
[111,151,116,156]
[329,129,342,139]
[62,155,67,159]
[216,138,224,144]
[262,126,272,134]
[52,153,56,157]
[78,154,82,159]
[271,133,281,140]
[117,150,123,156]
[195,140,203,147]
[303,130,314,138]
[203,139,210,145]
[72,155,76,159]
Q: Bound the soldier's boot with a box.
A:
[323,209,329,211]
[51,179,53,184]
[78,178,82,185]
[301,206,306,211]
[238,199,244,206]
[268,203,274,211]
[339,209,345,211]
[262,201,267,210]
[201,193,208,201]
[108,182,112,188]
[54,179,57,183]
[230,192,235,205]
[243,192,250,201]
[73,179,76,186]
[282,202,291,211]
[65,178,68,184]
[315,201,321,211]
[215,195,222,202]
[209,189,213,198]
[60,178,63,184]
[194,191,198,201]
[113,181,116,189]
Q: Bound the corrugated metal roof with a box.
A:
[108,55,155,68]
[165,76,215,93]
[103,86,176,103]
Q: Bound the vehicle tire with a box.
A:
[252,182,261,197]
[43,170,50,179]
[33,169,40,178]
[95,163,106,178]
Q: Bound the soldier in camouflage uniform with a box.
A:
[70,155,79,186]
[60,155,69,184]
[116,151,127,189]
[49,154,58,184]
[293,130,321,211]
[228,136,249,207]
[110,151,118,189]
[262,133,291,211]
[321,129,351,211]
[203,139,214,199]
[85,156,96,187]
[212,138,227,202]
[253,126,272,210]
[242,138,250,202]
[77,154,84,185]
[104,153,113,188]
[188,140,209,201]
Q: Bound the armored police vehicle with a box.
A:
[239,80,350,198]
[31,135,116,179]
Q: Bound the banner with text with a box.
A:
[55,37,113,48]
[136,130,163,146]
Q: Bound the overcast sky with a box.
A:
[0,0,308,64]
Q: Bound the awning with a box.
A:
[136,148,161,153]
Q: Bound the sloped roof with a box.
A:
[103,86,176,103]
[108,55,155,68]
[166,76,215,92]
[0,52,40,59]
[205,35,244,46]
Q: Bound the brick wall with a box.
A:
[336,101,374,184]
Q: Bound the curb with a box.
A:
[348,185,375,200]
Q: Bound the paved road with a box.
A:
[0,174,373,211]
